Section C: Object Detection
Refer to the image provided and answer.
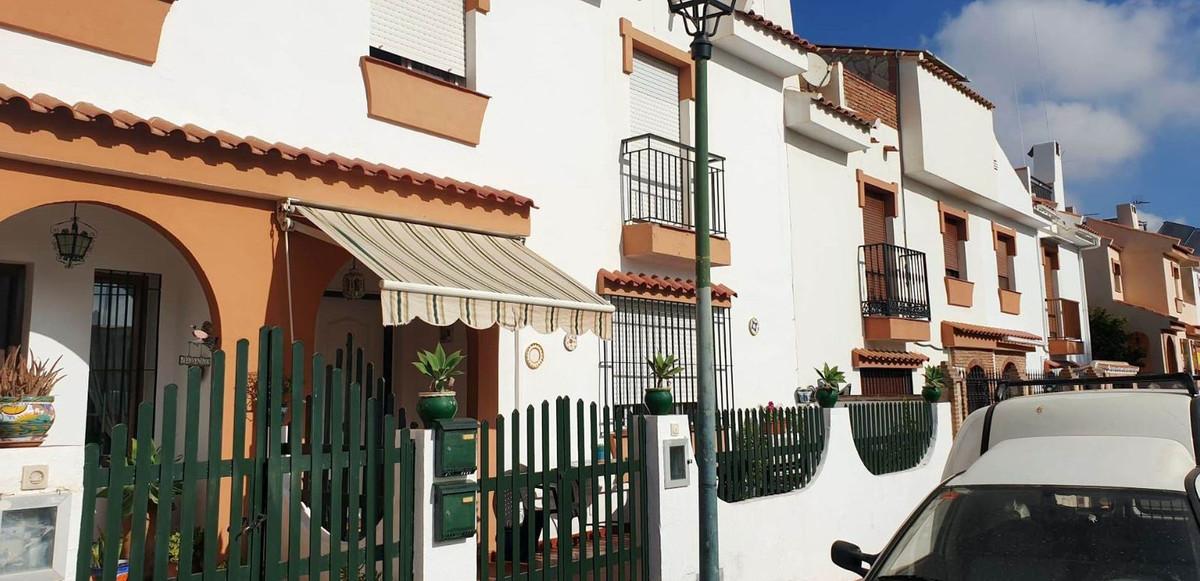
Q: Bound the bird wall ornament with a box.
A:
[190,321,219,351]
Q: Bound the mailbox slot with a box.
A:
[434,418,479,477]
[432,481,478,542]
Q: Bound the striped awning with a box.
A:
[294,204,614,338]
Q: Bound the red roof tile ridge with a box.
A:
[736,10,816,51]
[0,83,535,209]
[917,60,994,110]
[598,269,738,300]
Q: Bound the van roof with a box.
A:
[949,435,1194,491]
[945,390,1197,480]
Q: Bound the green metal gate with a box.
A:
[77,327,417,581]
[477,398,649,580]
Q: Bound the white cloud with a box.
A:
[934,0,1200,186]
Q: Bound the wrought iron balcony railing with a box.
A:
[1030,176,1055,201]
[621,133,727,237]
[860,243,932,320]
[1046,298,1083,340]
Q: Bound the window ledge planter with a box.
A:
[360,56,490,146]
[945,277,974,308]
[0,0,173,64]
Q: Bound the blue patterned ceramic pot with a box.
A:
[0,396,55,447]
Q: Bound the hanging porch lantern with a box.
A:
[51,203,96,269]
[342,260,366,300]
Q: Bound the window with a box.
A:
[370,0,467,85]
[87,270,161,448]
[630,51,683,140]
[1112,261,1123,293]
[943,215,968,280]
[860,368,914,397]
[0,263,26,353]
[994,230,1017,291]
[599,296,733,419]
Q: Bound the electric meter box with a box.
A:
[434,418,479,477]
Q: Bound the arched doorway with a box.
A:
[1166,336,1180,374]
[965,365,989,413]
[0,203,215,449]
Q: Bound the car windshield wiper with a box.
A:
[876,576,942,581]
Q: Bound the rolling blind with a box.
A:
[943,219,962,278]
[370,0,466,78]
[862,192,889,245]
[630,52,681,139]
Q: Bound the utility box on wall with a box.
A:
[432,481,477,542]
[434,418,478,477]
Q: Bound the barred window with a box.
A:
[599,296,734,418]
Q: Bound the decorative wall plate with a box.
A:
[563,334,578,352]
[525,342,545,369]
[748,317,761,336]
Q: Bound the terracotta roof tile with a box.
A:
[813,46,994,110]
[735,10,816,51]
[944,321,1041,342]
[0,83,535,209]
[596,270,737,302]
[917,60,994,110]
[851,348,929,369]
[811,94,874,128]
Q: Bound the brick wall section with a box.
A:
[844,71,898,129]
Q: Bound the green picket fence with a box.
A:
[715,404,826,502]
[77,327,417,581]
[846,400,936,475]
[477,398,650,580]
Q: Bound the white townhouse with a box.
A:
[777,43,1097,425]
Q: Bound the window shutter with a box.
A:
[630,52,682,139]
[862,192,889,246]
[860,369,914,397]
[996,244,1010,290]
[943,219,961,277]
[370,0,466,78]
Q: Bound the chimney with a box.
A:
[1028,142,1065,207]
[1117,203,1141,230]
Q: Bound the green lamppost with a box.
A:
[666,1,733,579]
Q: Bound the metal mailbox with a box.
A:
[432,481,478,542]
[434,418,478,477]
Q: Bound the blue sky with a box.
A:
[791,0,1200,229]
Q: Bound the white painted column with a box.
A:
[411,430,476,581]
[642,414,701,581]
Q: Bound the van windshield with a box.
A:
[873,486,1200,581]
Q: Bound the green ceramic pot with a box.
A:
[0,396,55,447]
[815,388,839,408]
[644,388,674,415]
[417,392,458,427]
[921,386,943,404]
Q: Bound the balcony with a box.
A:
[1047,298,1086,356]
[620,134,730,266]
[1029,176,1055,202]
[860,243,932,342]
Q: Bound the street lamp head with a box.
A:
[667,0,734,53]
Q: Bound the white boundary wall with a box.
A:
[717,403,953,581]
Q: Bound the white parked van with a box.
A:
[832,375,1200,581]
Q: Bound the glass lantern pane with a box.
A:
[0,506,57,575]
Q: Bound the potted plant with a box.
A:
[813,363,846,408]
[413,344,464,426]
[96,438,182,572]
[645,354,683,415]
[89,534,129,581]
[0,349,63,448]
[921,365,946,403]
[166,530,182,578]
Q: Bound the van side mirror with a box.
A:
[831,540,876,576]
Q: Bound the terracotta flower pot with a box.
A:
[417,391,458,426]
[0,395,55,447]
[90,560,129,581]
[644,388,674,415]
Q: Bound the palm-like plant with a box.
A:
[96,438,183,516]
[646,354,684,389]
[922,365,946,391]
[814,363,846,391]
[412,344,465,392]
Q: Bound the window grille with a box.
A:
[87,270,161,449]
[599,296,734,421]
[860,368,914,397]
